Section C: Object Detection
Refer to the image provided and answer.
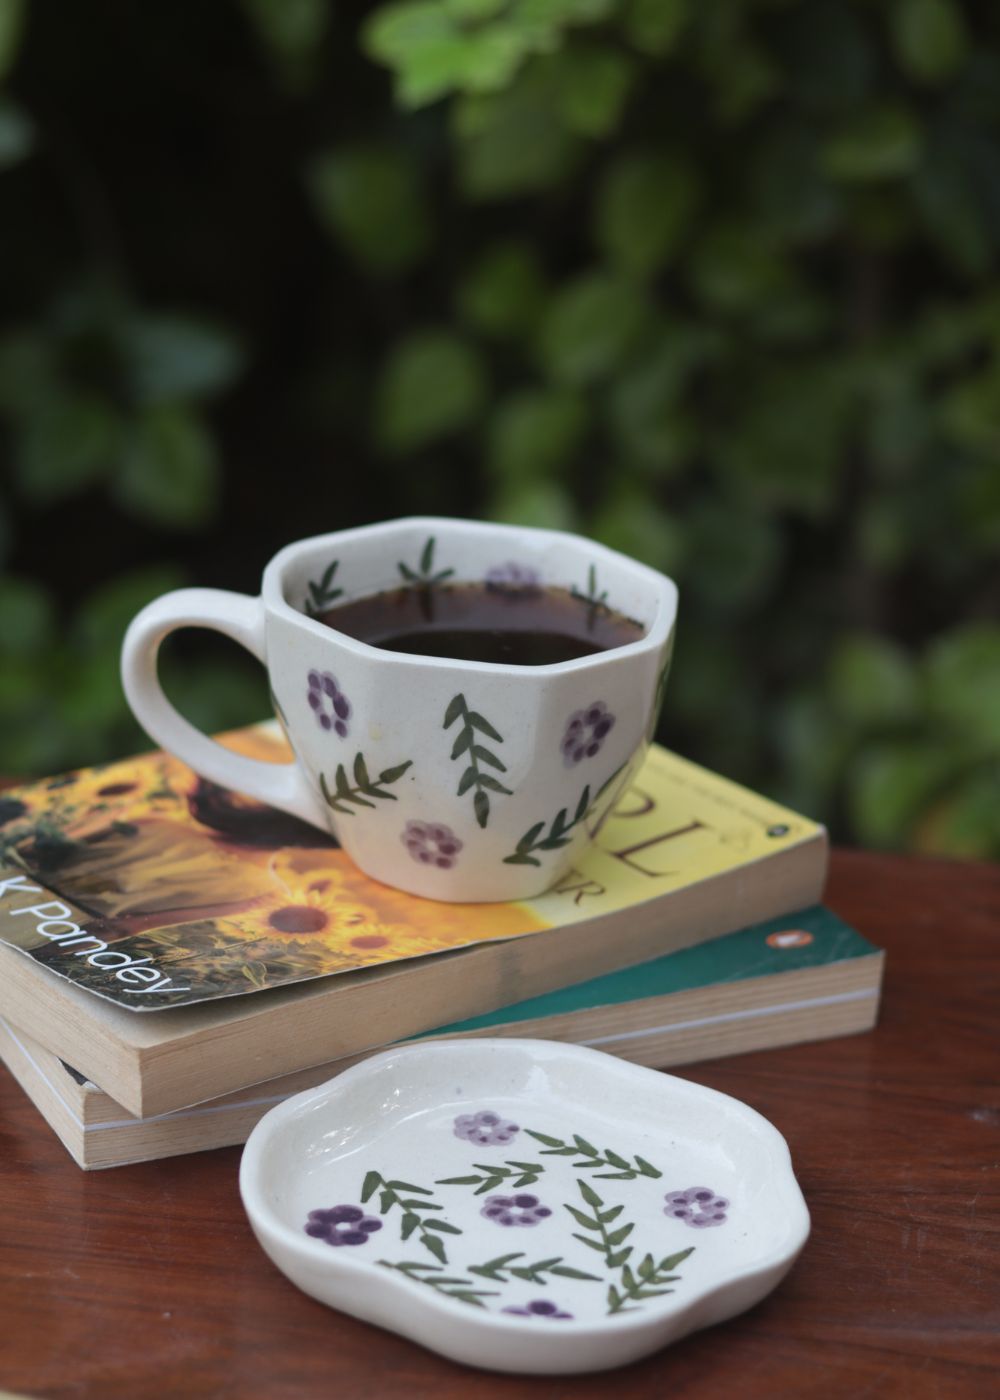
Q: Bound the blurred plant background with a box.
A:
[0,0,998,857]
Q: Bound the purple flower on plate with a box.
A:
[664,1186,730,1228]
[502,1299,572,1319]
[401,821,463,870]
[305,1204,383,1246]
[560,701,616,767]
[480,1193,552,1227]
[306,670,352,738]
[485,562,542,599]
[453,1109,519,1146]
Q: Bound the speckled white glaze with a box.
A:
[121,518,676,901]
[239,1039,809,1375]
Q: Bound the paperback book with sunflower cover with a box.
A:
[0,722,824,1011]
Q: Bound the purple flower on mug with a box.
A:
[502,1299,573,1320]
[305,1204,383,1246]
[306,670,351,737]
[481,1193,552,1227]
[485,561,542,598]
[401,821,463,870]
[560,701,616,766]
[664,1186,730,1228]
[453,1109,519,1146]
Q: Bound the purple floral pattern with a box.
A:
[305,1204,383,1246]
[480,1193,552,1227]
[485,562,542,598]
[502,1299,573,1319]
[402,820,463,869]
[664,1186,730,1228]
[307,670,351,737]
[453,1109,520,1146]
[560,701,616,767]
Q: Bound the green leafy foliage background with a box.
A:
[0,0,997,858]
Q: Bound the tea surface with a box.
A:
[315,581,644,665]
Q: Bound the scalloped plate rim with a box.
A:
[239,1038,810,1374]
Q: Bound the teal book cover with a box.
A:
[425,905,880,1038]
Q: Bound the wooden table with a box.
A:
[1,849,998,1398]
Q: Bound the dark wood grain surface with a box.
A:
[1,848,998,1399]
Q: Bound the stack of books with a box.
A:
[0,723,883,1169]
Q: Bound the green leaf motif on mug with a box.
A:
[319,753,413,814]
[443,692,512,829]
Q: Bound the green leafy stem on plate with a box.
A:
[377,1260,498,1309]
[361,1171,459,1265]
[503,764,624,866]
[436,1160,545,1194]
[467,1252,600,1285]
[524,1129,662,1181]
[443,691,512,829]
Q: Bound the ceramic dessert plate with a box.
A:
[239,1039,809,1374]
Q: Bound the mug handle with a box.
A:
[120,587,327,828]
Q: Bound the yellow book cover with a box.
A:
[0,724,820,1010]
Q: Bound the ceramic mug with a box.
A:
[121,517,677,902]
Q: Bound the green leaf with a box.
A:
[443,694,465,728]
[607,1223,634,1246]
[574,1135,599,1158]
[624,0,687,56]
[419,536,435,573]
[0,577,54,658]
[890,0,966,86]
[473,746,506,772]
[423,1232,447,1264]
[113,405,219,530]
[594,152,700,278]
[486,388,587,483]
[451,728,473,760]
[466,710,503,741]
[525,1130,563,1147]
[477,773,511,794]
[15,390,120,504]
[924,623,1000,750]
[307,144,431,274]
[387,1180,432,1193]
[599,1204,624,1223]
[454,70,580,200]
[690,222,792,315]
[457,766,478,796]
[608,1248,633,1268]
[473,788,490,828]
[603,1150,630,1171]
[577,1178,602,1206]
[659,1248,695,1271]
[564,1204,600,1231]
[823,104,922,182]
[633,1155,662,1179]
[380,761,413,783]
[424,1219,462,1234]
[124,316,244,405]
[549,42,634,138]
[353,753,371,789]
[401,1212,420,1241]
[435,1175,484,1186]
[457,242,545,340]
[379,1189,395,1215]
[538,273,647,386]
[551,1264,601,1281]
[375,329,488,453]
[572,1234,607,1254]
[847,741,957,848]
[828,634,916,726]
[242,0,329,88]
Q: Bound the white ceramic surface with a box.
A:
[121,517,677,901]
[239,1040,809,1375]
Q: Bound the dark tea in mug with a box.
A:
[314,578,645,666]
